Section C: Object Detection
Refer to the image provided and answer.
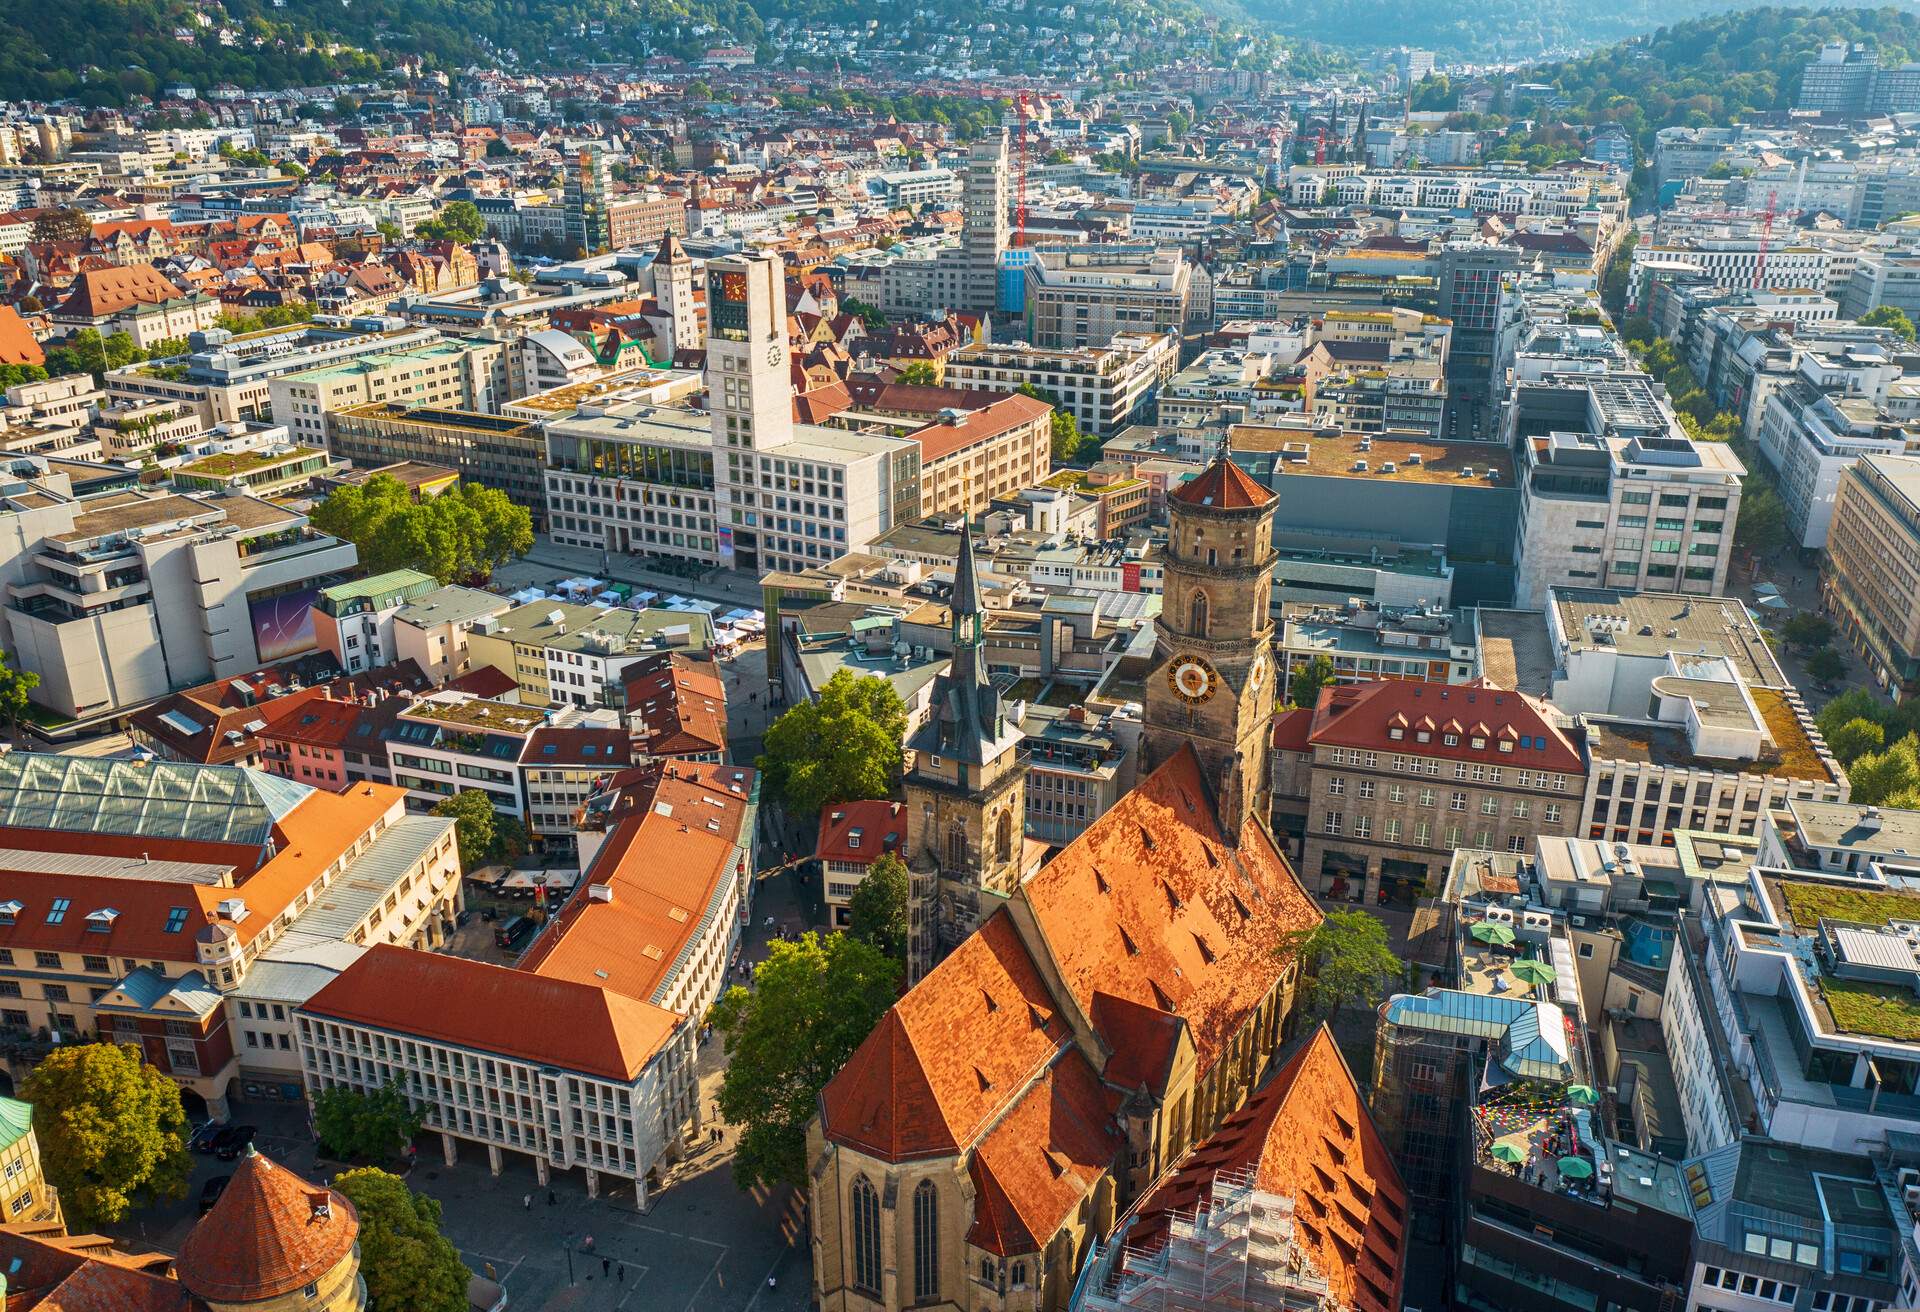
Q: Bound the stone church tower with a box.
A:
[1142,455,1279,838]
[903,528,1028,980]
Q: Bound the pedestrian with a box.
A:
[618,1264,626,1283]
[523,1192,532,1211]
[602,1257,611,1276]
[548,1189,557,1206]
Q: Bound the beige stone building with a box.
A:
[1827,450,1920,699]
[911,394,1052,520]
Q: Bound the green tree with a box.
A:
[1782,613,1835,651]
[1280,909,1405,1022]
[0,364,46,390]
[1862,305,1919,341]
[757,670,907,817]
[1850,734,1920,805]
[1288,653,1336,708]
[431,789,498,869]
[1807,647,1846,685]
[1828,716,1886,766]
[415,199,485,244]
[895,361,939,386]
[0,645,41,736]
[30,208,90,244]
[709,932,900,1189]
[848,852,910,963]
[21,1042,191,1230]
[310,476,530,582]
[313,1081,422,1162]
[841,298,888,331]
[376,219,404,242]
[332,1168,468,1312]
[1735,481,1789,555]
[1817,687,1887,744]
[484,137,516,159]
[1048,407,1084,464]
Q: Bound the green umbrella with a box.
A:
[1557,1156,1594,1180]
[1490,1142,1527,1164]
[1471,921,1516,946]
[1511,959,1558,988]
[1567,1084,1601,1106]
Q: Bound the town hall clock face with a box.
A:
[1168,653,1220,704]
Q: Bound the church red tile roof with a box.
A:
[1169,456,1273,510]
[1305,678,1585,776]
[820,910,1074,1161]
[1019,745,1320,1088]
[173,1148,359,1303]
[966,1053,1122,1256]
[1120,1026,1409,1312]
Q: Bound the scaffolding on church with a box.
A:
[1071,1168,1338,1312]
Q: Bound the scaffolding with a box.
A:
[1073,1169,1337,1312]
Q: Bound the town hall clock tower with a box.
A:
[1142,455,1280,839]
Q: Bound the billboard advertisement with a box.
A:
[249,585,322,665]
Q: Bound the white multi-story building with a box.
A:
[1753,349,1915,549]
[943,333,1178,438]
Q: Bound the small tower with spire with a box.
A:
[902,526,1030,980]
[653,229,700,357]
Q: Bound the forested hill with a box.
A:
[1233,0,1801,57]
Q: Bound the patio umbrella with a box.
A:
[1471,921,1516,946]
[1566,1084,1601,1106]
[1510,959,1558,989]
[1755,594,1792,610]
[1754,581,1780,596]
[1490,1142,1526,1164]
[1557,1156,1595,1180]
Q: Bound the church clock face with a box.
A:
[1168,653,1219,704]
[1249,652,1267,695]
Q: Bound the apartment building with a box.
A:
[392,584,515,684]
[1754,352,1916,550]
[269,337,507,445]
[909,393,1051,519]
[1627,239,1833,310]
[1509,372,1745,606]
[1272,679,1587,902]
[0,753,459,1118]
[1278,600,1479,694]
[943,333,1178,438]
[327,404,549,525]
[1022,244,1192,349]
[815,798,905,928]
[312,569,442,676]
[1826,452,1920,698]
[466,599,714,709]
[0,481,357,719]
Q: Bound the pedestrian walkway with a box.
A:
[506,538,769,610]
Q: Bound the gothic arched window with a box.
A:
[1189,590,1211,638]
[851,1174,882,1296]
[913,1180,940,1301]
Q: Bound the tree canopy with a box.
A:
[332,1168,469,1312]
[311,475,532,584]
[1280,909,1405,1023]
[757,670,906,817]
[415,200,487,244]
[21,1042,192,1230]
[1862,305,1919,341]
[431,789,525,870]
[709,931,900,1189]
[314,1081,423,1164]
[848,852,910,964]
[894,361,939,387]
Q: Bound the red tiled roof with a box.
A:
[1169,457,1274,510]
[814,799,904,866]
[1271,706,1313,752]
[173,1149,358,1303]
[820,911,1071,1160]
[444,665,518,698]
[52,266,187,320]
[0,1230,191,1312]
[0,305,44,367]
[1019,746,1320,1088]
[1306,678,1585,776]
[910,393,1050,464]
[1121,1026,1409,1312]
[623,653,727,758]
[965,1053,1122,1256]
[301,944,682,1080]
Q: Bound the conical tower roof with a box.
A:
[174,1146,359,1304]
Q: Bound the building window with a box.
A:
[913,1179,940,1302]
[851,1175,882,1296]
[1189,590,1209,638]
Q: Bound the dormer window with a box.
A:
[1442,734,1458,747]
[1388,727,1404,740]
[0,901,19,926]
[1415,731,1430,743]
[1499,740,1514,753]
[848,828,862,849]
[85,908,119,933]
[1471,737,1486,750]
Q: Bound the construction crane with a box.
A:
[1753,188,1778,290]
[1013,89,1033,249]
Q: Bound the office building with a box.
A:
[1023,245,1193,350]
[943,334,1178,438]
[1437,242,1521,397]
[910,394,1052,519]
[326,404,549,525]
[1828,452,1920,698]
[269,338,507,445]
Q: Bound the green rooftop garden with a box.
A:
[1779,882,1920,932]
[179,445,321,477]
[1818,974,1920,1042]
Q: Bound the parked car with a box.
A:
[494,915,534,951]
[213,1125,256,1160]
[198,1175,232,1214]
[188,1121,224,1154]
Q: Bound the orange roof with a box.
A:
[821,911,1072,1160]
[910,393,1050,464]
[966,1052,1122,1256]
[521,799,739,1005]
[1121,1026,1408,1312]
[1019,746,1320,1086]
[622,653,728,757]
[0,1230,191,1312]
[814,799,904,866]
[173,1149,358,1303]
[302,944,681,1080]
[0,305,44,367]
[52,266,187,320]
[1170,456,1274,511]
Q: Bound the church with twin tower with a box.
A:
[901,452,1281,980]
